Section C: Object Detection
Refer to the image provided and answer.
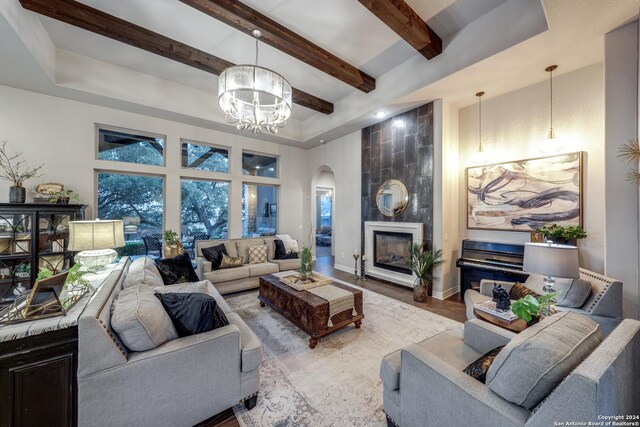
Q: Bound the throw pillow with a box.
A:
[248,244,268,264]
[154,252,199,285]
[220,253,244,268]
[155,292,229,337]
[486,312,603,409]
[154,280,210,295]
[555,278,592,308]
[283,238,299,254]
[274,239,299,259]
[111,284,178,351]
[509,282,540,301]
[124,256,165,288]
[463,346,505,383]
[201,244,228,270]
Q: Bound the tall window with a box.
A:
[317,188,333,228]
[181,179,229,240]
[97,172,164,255]
[242,184,277,237]
[97,126,165,166]
[242,152,278,178]
[181,141,229,173]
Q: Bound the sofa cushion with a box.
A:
[154,281,210,295]
[154,252,199,285]
[124,256,164,289]
[197,239,238,258]
[111,284,178,352]
[204,265,251,283]
[227,312,262,372]
[236,238,265,263]
[155,292,229,337]
[486,312,603,409]
[248,245,268,264]
[463,346,505,383]
[248,262,279,276]
[271,258,301,271]
[221,254,244,269]
[263,237,276,260]
[201,244,227,270]
[555,278,592,308]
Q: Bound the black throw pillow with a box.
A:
[154,252,199,285]
[509,282,540,301]
[274,239,299,260]
[155,292,229,337]
[201,244,228,270]
[463,346,505,383]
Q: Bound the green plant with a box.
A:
[0,141,44,187]
[48,189,79,203]
[407,243,444,281]
[60,264,93,310]
[536,224,587,241]
[300,246,313,279]
[163,229,180,245]
[511,292,558,323]
[36,268,53,281]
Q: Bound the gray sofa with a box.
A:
[464,268,622,335]
[380,316,640,427]
[77,257,262,427]
[196,237,302,295]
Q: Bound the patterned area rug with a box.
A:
[228,279,463,427]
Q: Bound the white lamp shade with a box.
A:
[67,220,125,251]
[523,243,580,278]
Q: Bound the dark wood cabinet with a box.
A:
[0,327,78,427]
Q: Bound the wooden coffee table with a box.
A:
[258,274,364,349]
[474,308,528,333]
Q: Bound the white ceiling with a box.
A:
[0,0,637,147]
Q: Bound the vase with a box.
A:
[413,278,431,302]
[9,186,26,204]
[300,260,312,280]
[163,242,184,258]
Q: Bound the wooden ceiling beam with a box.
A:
[19,0,333,114]
[357,0,442,60]
[180,0,376,93]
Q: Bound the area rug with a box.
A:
[228,279,463,427]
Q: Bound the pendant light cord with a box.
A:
[549,67,553,132]
[478,94,482,152]
[255,36,259,66]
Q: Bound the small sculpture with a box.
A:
[493,284,511,312]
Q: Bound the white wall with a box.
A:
[457,63,605,271]
[308,132,361,272]
[0,84,309,243]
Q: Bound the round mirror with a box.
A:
[376,179,409,217]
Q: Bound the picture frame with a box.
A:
[466,151,583,232]
[270,203,277,216]
[22,271,68,320]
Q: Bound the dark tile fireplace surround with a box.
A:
[361,102,434,255]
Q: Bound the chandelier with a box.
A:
[218,30,292,134]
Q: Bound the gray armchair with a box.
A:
[464,268,622,335]
[380,318,640,427]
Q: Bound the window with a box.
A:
[242,184,277,237]
[242,152,278,178]
[97,126,165,166]
[317,188,332,228]
[97,172,164,255]
[181,141,229,173]
[181,179,229,240]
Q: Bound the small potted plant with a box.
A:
[0,142,44,203]
[534,224,587,246]
[407,243,444,302]
[163,229,184,258]
[300,246,313,280]
[511,292,558,325]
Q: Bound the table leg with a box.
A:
[309,337,318,349]
[259,301,265,307]
[354,320,362,329]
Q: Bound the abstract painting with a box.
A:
[467,152,583,231]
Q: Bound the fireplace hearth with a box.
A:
[373,231,412,275]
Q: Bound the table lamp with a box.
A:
[67,220,125,270]
[523,242,580,293]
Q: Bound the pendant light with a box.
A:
[543,65,562,152]
[472,91,489,164]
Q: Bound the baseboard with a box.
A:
[334,263,353,274]
[432,286,459,300]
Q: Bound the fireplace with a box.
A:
[373,231,412,275]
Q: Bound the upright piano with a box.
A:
[456,240,529,294]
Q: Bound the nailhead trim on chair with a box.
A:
[579,268,614,314]
[99,319,128,357]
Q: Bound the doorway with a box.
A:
[313,168,335,259]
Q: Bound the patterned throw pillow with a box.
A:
[463,345,505,383]
[509,282,540,301]
[248,245,268,264]
[220,254,244,269]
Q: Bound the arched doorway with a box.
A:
[311,166,335,259]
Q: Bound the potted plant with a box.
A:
[0,142,44,203]
[535,224,587,246]
[407,243,444,302]
[48,189,80,204]
[511,292,558,325]
[163,229,184,258]
[300,246,313,280]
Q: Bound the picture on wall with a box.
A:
[466,152,583,232]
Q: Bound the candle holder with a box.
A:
[353,252,360,279]
[361,256,367,282]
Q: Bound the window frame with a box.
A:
[179,176,231,240]
[180,139,231,174]
[241,150,279,179]
[95,123,167,167]
[241,182,279,238]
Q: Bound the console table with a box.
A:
[0,262,120,427]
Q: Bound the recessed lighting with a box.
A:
[255,165,261,169]
[375,111,386,119]
[319,139,325,143]
[268,167,274,171]
[393,119,405,128]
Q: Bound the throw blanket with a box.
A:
[308,285,357,327]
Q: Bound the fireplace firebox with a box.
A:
[373,231,413,275]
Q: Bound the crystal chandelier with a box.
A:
[218,30,292,134]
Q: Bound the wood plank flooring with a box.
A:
[199,256,466,426]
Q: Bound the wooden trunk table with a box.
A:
[258,274,364,349]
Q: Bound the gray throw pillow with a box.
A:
[555,278,592,308]
[486,312,602,409]
[111,284,178,352]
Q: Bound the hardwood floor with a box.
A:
[202,255,466,426]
